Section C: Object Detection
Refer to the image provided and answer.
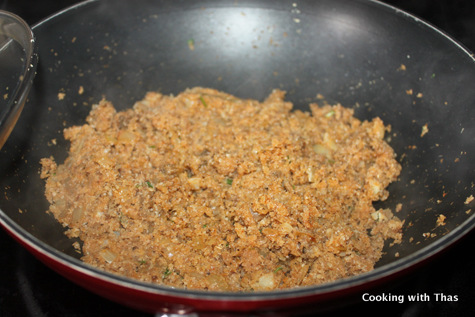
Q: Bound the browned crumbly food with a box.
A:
[40,87,403,291]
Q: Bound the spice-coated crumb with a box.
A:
[436,214,446,227]
[423,232,437,239]
[465,195,474,205]
[420,124,429,137]
[395,203,403,213]
[40,87,402,291]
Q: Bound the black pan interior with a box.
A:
[1,0,474,284]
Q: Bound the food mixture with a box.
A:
[40,87,403,291]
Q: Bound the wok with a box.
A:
[1,0,475,315]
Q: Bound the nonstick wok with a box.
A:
[1,0,475,315]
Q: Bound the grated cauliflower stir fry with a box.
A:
[41,87,402,291]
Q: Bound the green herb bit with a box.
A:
[145,181,154,188]
[187,39,195,50]
[200,95,208,108]
[163,267,172,278]
[226,178,233,185]
[325,110,335,118]
[274,266,283,273]
[138,259,147,265]
[202,223,208,228]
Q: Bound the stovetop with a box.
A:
[1,0,474,316]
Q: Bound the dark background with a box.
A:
[0,0,474,316]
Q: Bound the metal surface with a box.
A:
[0,0,474,315]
